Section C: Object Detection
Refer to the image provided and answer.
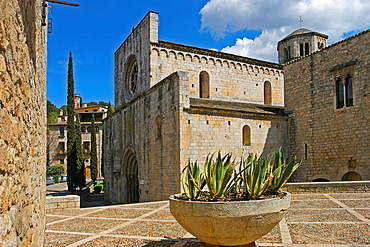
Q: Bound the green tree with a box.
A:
[90,114,98,181]
[87,101,99,107]
[67,52,77,192]
[60,105,67,115]
[75,115,86,189]
[47,100,59,124]
[107,101,114,116]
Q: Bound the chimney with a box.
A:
[74,94,82,109]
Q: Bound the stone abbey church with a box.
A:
[103,12,369,204]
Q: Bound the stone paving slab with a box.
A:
[45,193,370,247]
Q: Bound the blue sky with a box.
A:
[47,0,370,107]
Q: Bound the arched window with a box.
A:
[299,43,304,56]
[81,126,86,133]
[336,77,344,108]
[345,74,353,107]
[264,81,272,105]
[242,125,251,146]
[336,74,353,109]
[199,71,210,98]
[305,42,309,55]
[155,116,161,139]
[284,48,288,60]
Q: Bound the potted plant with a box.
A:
[169,148,301,246]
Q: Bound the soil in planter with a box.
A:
[174,191,286,202]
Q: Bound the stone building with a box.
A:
[284,29,370,182]
[0,0,47,245]
[48,94,108,178]
[103,12,288,204]
[277,28,328,64]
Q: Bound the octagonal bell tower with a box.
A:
[277,28,328,64]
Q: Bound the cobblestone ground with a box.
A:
[45,192,370,247]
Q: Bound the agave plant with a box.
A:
[242,148,301,199]
[242,154,273,200]
[203,152,238,200]
[182,161,205,200]
[267,147,301,193]
[181,148,301,200]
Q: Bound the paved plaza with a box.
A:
[45,192,370,247]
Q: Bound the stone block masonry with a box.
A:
[284,30,370,182]
[0,0,47,246]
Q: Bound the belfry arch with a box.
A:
[123,147,139,203]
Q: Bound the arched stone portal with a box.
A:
[341,171,362,181]
[123,148,139,203]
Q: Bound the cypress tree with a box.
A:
[107,101,114,116]
[90,114,98,181]
[75,115,86,189]
[67,52,77,192]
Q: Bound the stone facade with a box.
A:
[0,0,47,246]
[284,30,370,182]
[104,12,288,203]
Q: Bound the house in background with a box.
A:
[48,94,107,179]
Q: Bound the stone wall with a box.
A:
[114,11,158,109]
[284,30,370,182]
[151,41,284,107]
[284,181,370,193]
[104,72,182,203]
[46,195,80,212]
[0,0,47,246]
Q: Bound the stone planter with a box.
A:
[169,192,291,246]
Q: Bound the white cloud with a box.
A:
[200,0,370,62]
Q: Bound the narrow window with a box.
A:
[345,74,353,107]
[83,141,90,153]
[304,143,308,159]
[305,43,309,55]
[284,48,288,60]
[288,46,291,58]
[199,71,210,98]
[242,125,251,146]
[336,77,344,109]
[155,116,161,139]
[264,81,272,105]
[58,142,65,153]
[59,127,64,137]
[300,43,304,56]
